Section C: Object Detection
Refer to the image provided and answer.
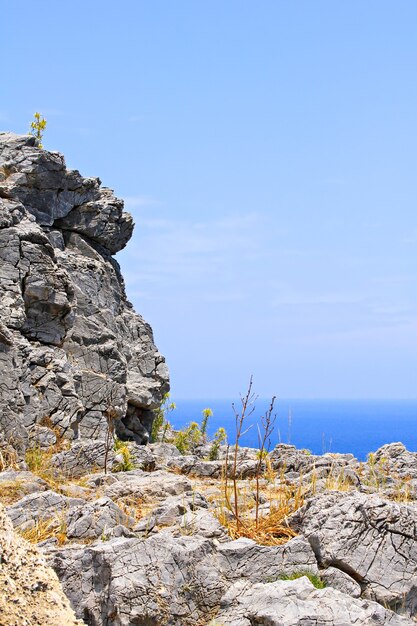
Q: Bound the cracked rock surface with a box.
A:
[291,490,417,617]
[1,442,417,625]
[0,132,169,446]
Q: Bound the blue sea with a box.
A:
[170,399,417,461]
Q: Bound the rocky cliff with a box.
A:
[0,132,169,447]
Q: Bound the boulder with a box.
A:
[291,491,417,616]
[46,533,319,625]
[217,576,411,626]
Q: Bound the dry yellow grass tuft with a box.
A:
[0,444,19,472]
[114,494,145,523]
[0,480,26,506]
[17,513,67,545]
[215,479,304,546]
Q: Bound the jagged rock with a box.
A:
[66,497,134,540]
[216,576,412,626]
[98,469,192,500]
[27,424,57,448]
[320,565,362,598]
[373,442,417,479]
[270,444,356,480]
[0,503,84,626]
[291,491,417,616]
[46,533,319,625]
[133,490,228,540]
[216,536,318,580]
[0,132,169,446]
[128,443,156,471]
[50,439,115,477]
[6,490,85,531]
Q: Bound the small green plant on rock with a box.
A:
[151,393,176,442]
[209,427,227,460]
[200,407,213,439]
[174,422,202,455]
[278,571,326,589]
[113,438,134,472]
[29,112,47,148]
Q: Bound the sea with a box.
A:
[169,399,417,462]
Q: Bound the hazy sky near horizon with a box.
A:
[2,1,417,399]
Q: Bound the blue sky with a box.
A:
[2,1,417,398]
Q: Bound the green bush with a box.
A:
[29,112,47,148]
[209,427,227,460]
[278,571,326,589]
[174,422,202,455]
[113,438,135,472]
[151,393,176,442]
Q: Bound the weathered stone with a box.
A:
[321,565,362,598]
[291,491,417,616]
[133,490,228,540]
[100,469,192,501]
[217,576,411,626]
[66,497,134,540]
[0,503,84,626]
[50,440,115,477]
[6,490,84,531]
[0,132,169,447]
[46,533,320,625]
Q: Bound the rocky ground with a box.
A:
[1,438,417,625]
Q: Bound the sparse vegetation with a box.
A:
[278,571,326,589]
[200,408,213,439]
[152,393,176,442]
[209,427,227,460]
[0,443,19,472]
[113,438,135,472]
[17,512,67,545]
[29,112,47,148]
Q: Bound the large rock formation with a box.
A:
[0,132,169,446]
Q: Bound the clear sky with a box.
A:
[2,1,416,398]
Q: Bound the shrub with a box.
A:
[29,112,47,148]
[151,393,176,442]
[200,407,213,438]
[174,422,202,455]
[278,571,326,589]
[209,427,227,460]
[113,438,135,472]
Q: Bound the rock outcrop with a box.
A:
[0,132,169,447]
[0,503,83,626]
[291,490,417,615]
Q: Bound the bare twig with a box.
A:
[255,396,277,527]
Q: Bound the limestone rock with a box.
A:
[0,503,84,626]
[66,497,134,540]
[217,576,412,626]
[291,491,417,616]
[46,533,319,625]
[6,490,84,531]
[0,132,169,447]
[50,439,115,477]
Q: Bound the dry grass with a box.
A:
[0,445,19,472]
[17,513,67,545]
[114,494,145,523]
[324,467,354,492]
[215,479,304,546]
[0,480,26,506]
